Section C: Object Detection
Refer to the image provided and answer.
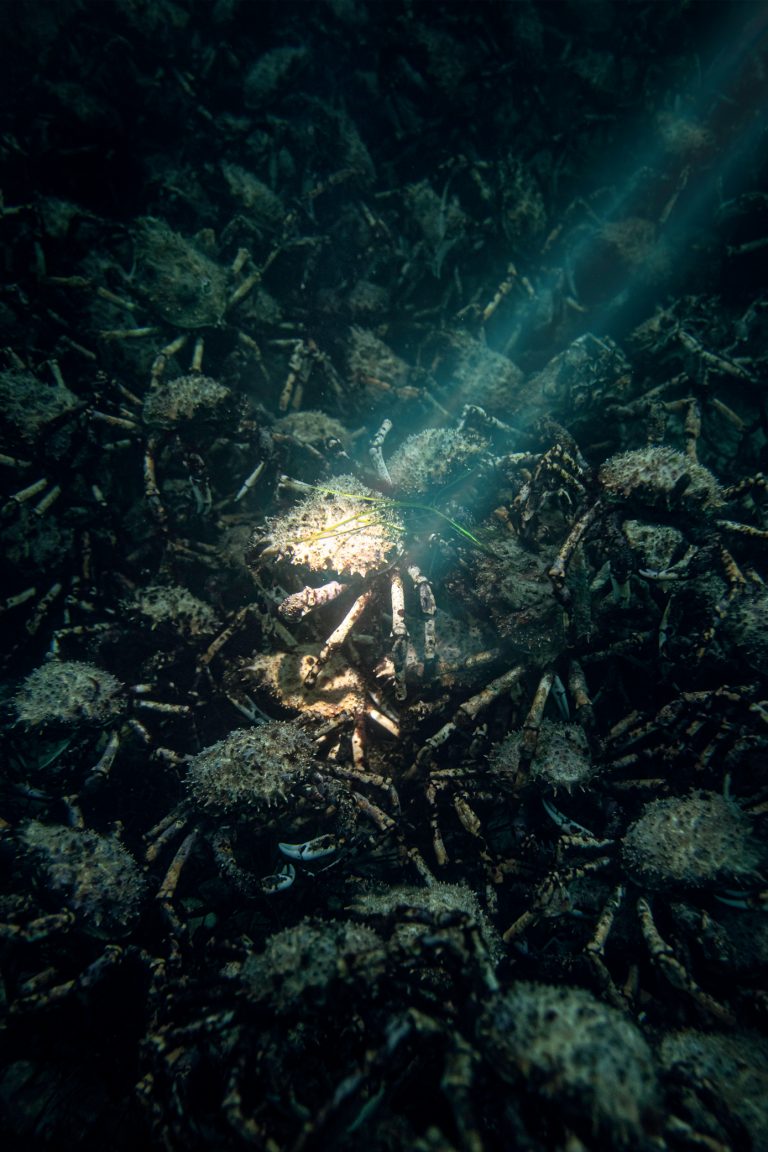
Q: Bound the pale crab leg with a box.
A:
[389,570,409,700]
[407,564,436,665]
[156,829,199,932]
[368,704,399,736]
[568,659,594,728]
[150,334,188,387]
[548,499,603,607]
[351,712,367,771]
[586,885,630,1010]
[278,339,312,412]
[303,587,375,688]
[85,730,121,790]
[369,418,393,487]
[143,437,168,532]
[279,580,347,621]
[234,460,265,503]
[521,670,555,762]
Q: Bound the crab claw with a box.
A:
[542,796,591,837]
[714,887,768,910]
[259,861,296,895]
[278,834,339,861]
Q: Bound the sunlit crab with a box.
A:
[229,644,400,773]
[247,470,438,727]
[248,409,511,705]
[251,471,411,687]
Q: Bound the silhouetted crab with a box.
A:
[547,440,768,615]
[145,717,405,916]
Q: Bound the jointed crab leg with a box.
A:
[637,897,735,1025]
[369,418,394,487]
[279,580,347,621]
[408,564,436,666]
[586,885,630,1010]
[411,665,526,775]
[390,570,409,699]
[303,588,375,688]
[548,499,603,608]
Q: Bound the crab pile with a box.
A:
[2,2,768,1150]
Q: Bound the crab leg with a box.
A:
[369,418,393,487]
[303,587,375,688]
[521,670,555,762]
[85,730,121,790]
[567,659,594,728]
[7,477,48,507]
[1,586,37,614]
[548,499,603,607]
[143,438,168,532]
[150,334,188,386]
[234,460,265,503]
[407,564,436,666]
[585,885,629,1009]
[279,580,347,621]
[411,665,525,774]
[637,897,735,1025]
[351,712,367,770]
[390,570,409,699]
[156,829,199,933]
[367,705,400,738]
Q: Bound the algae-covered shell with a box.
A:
[490,719,594,794]
[659,1029,768,1152]
[186,723,317,818]
[20,821,146,938]
[622,791,764,890]
[239,918,387,1013]
[599,446,722,511]
[261,474,404,578]
[478,982,659,1145]
[132,217,229,329]
[14,661,126,729]
[142,373,231,430]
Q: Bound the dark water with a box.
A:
[1,2,767,1149]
